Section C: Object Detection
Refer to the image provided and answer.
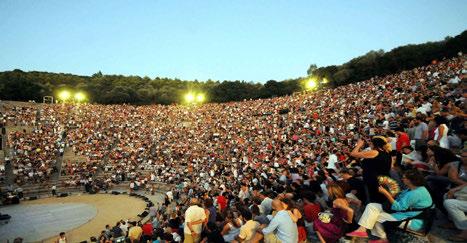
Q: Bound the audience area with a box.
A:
[0,56,466,242]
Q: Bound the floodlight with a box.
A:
[74,92,86,102]
[196,94,205,103]
[58,90,71,101]
[305,79,317,90]
[185,93,195,103]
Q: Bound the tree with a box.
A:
[0,30,466,104]
[307,64,317,76]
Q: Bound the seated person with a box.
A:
[347,170,433,242]
[251,199,298,243]
[221,211,242,242]
[281,197,302,223]
[235,210,259,242]
[400,146,429,171]
[314,183,354,243]
[447,150,467,187]
[340,168,366,204]
[443,184,467,242]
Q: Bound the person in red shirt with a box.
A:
[302,191,321,242]
[297,219,307,243]
[141,221,153,242]
[313,112,319,120]
[217,192,228,213]
[395,127,410,152]
[302,192,320,223]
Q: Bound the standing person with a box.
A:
[395,127,410,152]
[184,198,207,243]
[55,232,66,243]
[238,183,250,202]
[129,180,135,193]
[434,116,449,149]
[128,221,143,243]
[112,222,123,238]
[350,136,392,203]
[149,204,158,218]
[412,114,429,141]
[204,198,217,224]
[166,189,174,202]
[164,195,171,207]
[142,220,154,242]
[52,185,57,197]
[168,211,182,233]
[119,220,129,237]
[327,150,339,171]
[217,192,228,214]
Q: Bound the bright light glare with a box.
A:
[305,79,317,90]
[322,78,328,84]
[74,92,86,102]
[185,93,195,103]
[196,94,205,102]
[58,90,71,101]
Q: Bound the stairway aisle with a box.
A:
[3,131,14,185]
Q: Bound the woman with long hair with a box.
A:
[426,145,464,212]
[280,197,303,223]
[350,136,392,203]
[313,183,354,243]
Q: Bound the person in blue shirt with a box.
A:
[252,199,298,243]
[347,169,433,243]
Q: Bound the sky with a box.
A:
[0,0,466,83]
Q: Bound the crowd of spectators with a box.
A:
[1,55,466,242]
[4,105,68,185]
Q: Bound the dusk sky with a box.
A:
[1,0,466,82]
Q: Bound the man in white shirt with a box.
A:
[129,180,135,193]
[238,184,250,201]
[119,220,128,236]
[184,198,206,243]
[327,150,339,171]
[166,190,174,201]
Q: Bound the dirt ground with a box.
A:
[23,193,146,243]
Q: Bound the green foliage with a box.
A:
[307,64,317,76]
[0,30,465,104]
[312,30,467,86]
